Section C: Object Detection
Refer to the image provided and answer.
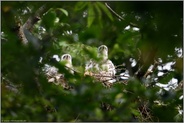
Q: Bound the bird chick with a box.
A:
[61,54,74,74]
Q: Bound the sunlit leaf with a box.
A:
[87,4,95,27]
[94,3,103,27]
[131,108,141,117]
[1,1,183,122]
[42,9,57,29]
[74,1,88,11]
[56,8,68,16]
[95,108,103,120]
[96,2,114,21]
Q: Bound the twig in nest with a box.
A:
[115,80,128,85]
[138,101,153,122]
[115,64,126,68]
[143,59,159,78]
[137,48,142,61]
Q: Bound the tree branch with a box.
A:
[17,4,48,49]
[23,4,47,31]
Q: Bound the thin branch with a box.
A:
[134,65,143,76]
[143,60,159,78]
[65,66,81,74]
[74,114,80,122]
[115,64,126,68]
[85,72,129,78]
[114,80,128,85]
[137,48,142,61]
[105,3,125,21]
[105,2,138,27]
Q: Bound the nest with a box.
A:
[84,71,116,87]
[46,73,73,90]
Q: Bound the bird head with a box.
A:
[61,54,72,64]
[98,45,108,61]
[61,54,74,74]
[61,54,72,60]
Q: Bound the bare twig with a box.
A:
[74,114,80,122]
[105,2,138,27]
[143,60,159,78]
[137,48,142,61]
[85,72,129,78]
[135,65,143,76]
[105,3,125,20]
[65,66,81,74]
[114,80,128,85]
[115,64,126,69]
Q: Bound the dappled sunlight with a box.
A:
[1,1,183,122]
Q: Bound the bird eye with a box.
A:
[98,45,107,52]
[63,55,67,59]
[62,54,71,60]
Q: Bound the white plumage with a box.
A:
[61,54,74,74]
[43,64,61,83]
[98,45,116,75]
[43,54,74,88]
[85,45,116,85]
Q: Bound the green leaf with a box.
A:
[56,8,68,16]
[131,108,141,116]
[94,3,103,27]
[96,2,114,21]
[74,2,88,11]
[42,9,57,29]
[87,4,95,27]
[94,3,102,19]
[95,108,103,120]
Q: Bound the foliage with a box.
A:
[1,1,183,122]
